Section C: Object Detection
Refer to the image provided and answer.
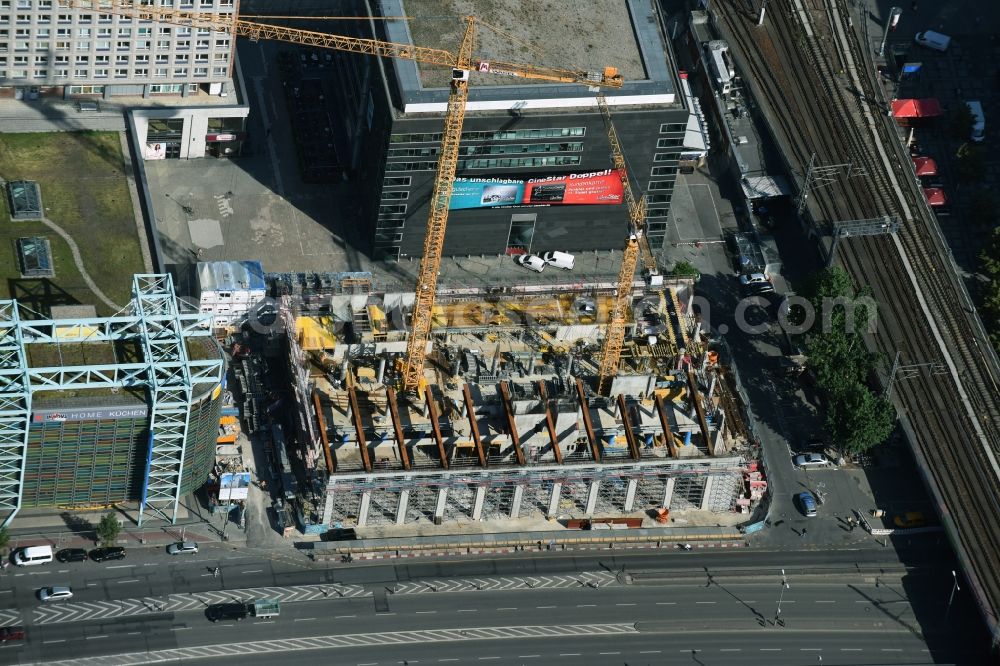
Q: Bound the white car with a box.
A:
[793,452,831,468]
[166,541,199,555]
[514,254,546,273]
[39,586,73,602]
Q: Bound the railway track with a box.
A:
[712,0,1000,639]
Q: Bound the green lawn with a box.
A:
[0,131,144,316]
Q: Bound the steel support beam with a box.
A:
[575,378,601,462]
[547,482,562,518]
[654,393,678,458]
[396,489,409,525]
[624,478,638,512]
[510,485,524,518]
[687,371,712,456]
[472,485,486,520]
[424,388,449,470]
[347,385,372,473]
[434,487,448,522]
[617,394,641,461]
[700,476,715,511]
[499,381,526,466]
[358,490,371,526]
[663,477,675,509]
[322,490,334,526]
[385,386,411,471]
[462,383,487,467]
[538,380,563,464]
[313,390,335,473]
[585,480,600,516]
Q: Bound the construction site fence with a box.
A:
[309,527,743,559]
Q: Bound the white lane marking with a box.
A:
[815,600,835,603]
[43,640,66,644]
[720,649,741,652]
[416,611,436,614]
[127,632,141,635]
[760,648,782,651]
[639,651,661,654]
[576,604,596,608]
[242,570,263,574]
[440,660,459,663]
[171,627,192,631]
[695,601,716,605]
[537,606,556,609]
[295,618,316,622]
[800,648,822,651]
[598,652,620,655]
[457,610,477,613]
[881,649,903,652]
[57,570,69,573]
[655,602,675,606]
[558,654,581,657]
[519,656,540,659]
[478,658,500,661]
[86,582,97,587]
[117,579,140,584]
[497,607,517,611]
[143,563,159,567]
[841,648,862,651]
[615,603,636,607]
[336,615,357,619]
[85,635,108,640]
[106,565,131,569]
[0,590,11,594]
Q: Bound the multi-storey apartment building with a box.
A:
[0,0,235,101]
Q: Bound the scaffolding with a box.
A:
[0,274,222,527]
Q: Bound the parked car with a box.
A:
[38,586,73,602]
[894,511,927,528]
[206,602,249,623]
[55,548,88,563]
[793,452,831,468]
[166,541,199,555]
[797,491,818,517]
[0,626,25,643]
[89,547,126,563]
[514,254,546,273]
[541,251,575,270]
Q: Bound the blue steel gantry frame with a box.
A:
[0,274,222,528]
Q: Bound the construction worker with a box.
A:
[213,566,220,578]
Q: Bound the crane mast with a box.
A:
[60,1,624,394]
[595,93,650,396]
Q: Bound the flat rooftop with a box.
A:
[401,0,645,88]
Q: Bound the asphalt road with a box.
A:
[0,540,985,665]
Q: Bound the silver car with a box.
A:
[167,541,199,555]
[793,452,831,468]
[39,586,73,602]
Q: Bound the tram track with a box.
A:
[711,0,1000,636]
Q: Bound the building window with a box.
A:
[650,166,676,176]
[381,190,408,201]
[173,67,187,76]
[647,193,671,204]
[212,66,226,76]
[648,181,672,191]
[647,207,669,218]
[379,204,406,215]
[659,123,686,133]
[389,127,586,144]
[114,67,127,77]
[96,40,110,50]
[383,176,411,187]
[656,137,683,148]
[73,67,86,78]
[387,141,584,158]
[154,66,167,77]
[93,67,107,77]
[194,66,207,76]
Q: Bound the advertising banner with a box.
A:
[145,142,166,160]
[219,472,251,501]
[450,178,524,210]
[448,169,623,210]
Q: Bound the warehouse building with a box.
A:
[0,274,225,527]
[327,0,690,261]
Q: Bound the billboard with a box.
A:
[449,169,624,210]
[32,405,149,423]
[219,472,251,501]
[145,142,166,160]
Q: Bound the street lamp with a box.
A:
[878,7,903,57]
[945,570,961,623]
[774,569,789,627]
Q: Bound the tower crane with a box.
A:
[594,92,656,396]
[61,1,624,394]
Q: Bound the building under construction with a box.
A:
[236,270,764,532]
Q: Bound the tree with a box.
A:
[0,526,8,556]
[825,382,896,456]
[981,225,1000,277]
[670,260,701,280]
[96,513,121,547]
[955,142,986,182]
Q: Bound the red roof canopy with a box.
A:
[912,156,938,176]
[924,187,947,207]
[892,98,944,118]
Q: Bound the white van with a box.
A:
[914,30,951,52]
[542,251,575,270]
[967,101,985,143]
[15,545,53,566]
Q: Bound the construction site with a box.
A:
[222,266,766,536]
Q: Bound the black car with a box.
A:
[89,547,126,562]
[55,548,88,563]
[206,602,249,623]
